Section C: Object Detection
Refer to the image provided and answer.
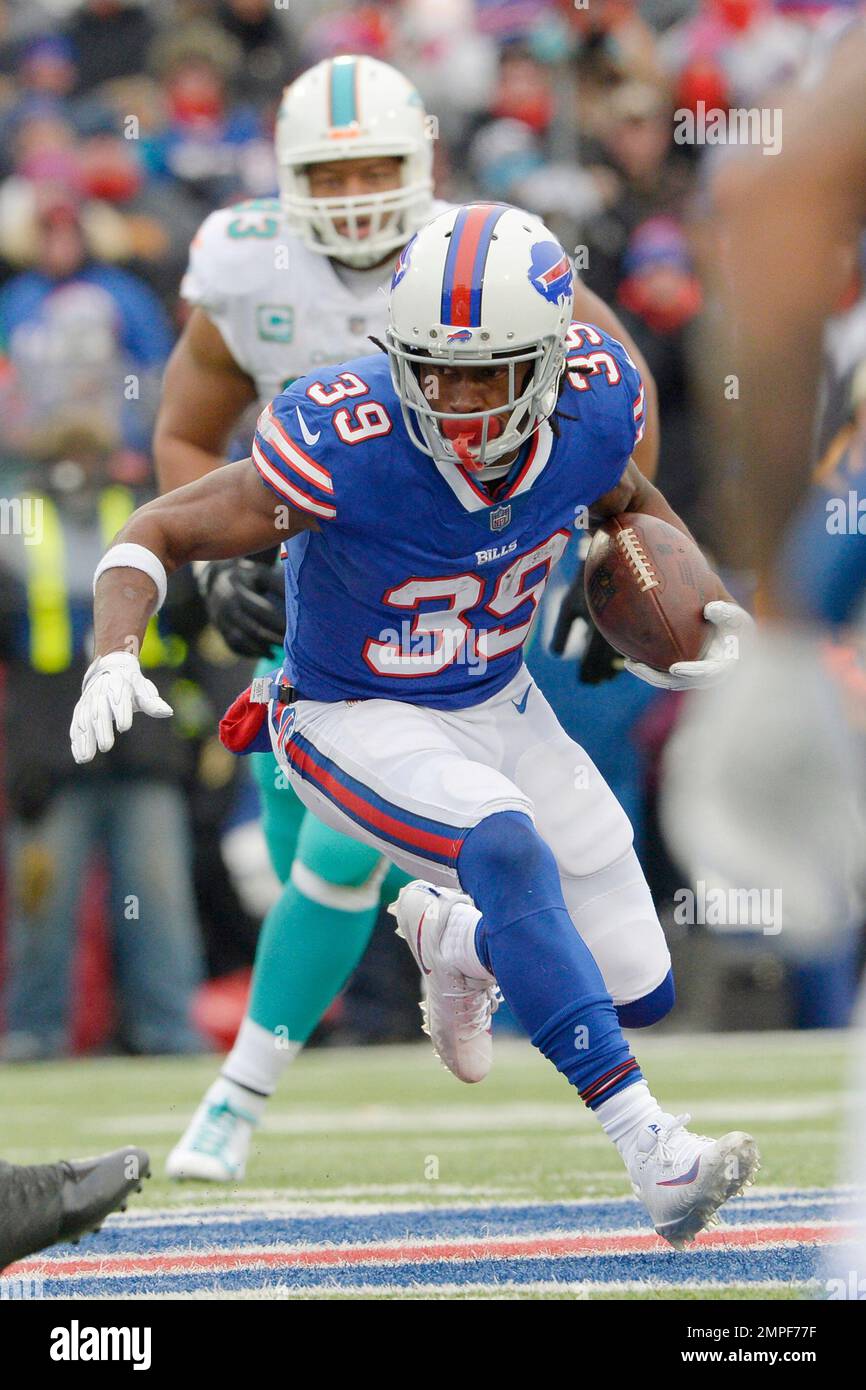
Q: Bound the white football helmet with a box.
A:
[386,203,575,470]
[276,54,434,269]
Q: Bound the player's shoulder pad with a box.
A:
[181,198,293,311]
[560,319,646,454]
[252,352,394,524]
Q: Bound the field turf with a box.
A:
[2,1029,861,1300]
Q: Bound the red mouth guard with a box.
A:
[441,416,503,470]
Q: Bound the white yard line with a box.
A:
[90,1093,849,1138]
[102,1278,818,1301]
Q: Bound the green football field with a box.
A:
[2,1029,860,1299]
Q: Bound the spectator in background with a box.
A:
[468,114,616,249]
[0,179,172,364]
[0,419,206,1061]
[580,81,694,307]
[74,111,205,309]
[0,181,172,449]
[615,215,706,530]
[394,0,498,149]
[300,2,395,67]
[0,94,77,182]
[64,0,157,97]
[214,0,297,105]
[659,0,812,113]
[13,31,78,104]
[141,20,273,209]
[567,0,669,133]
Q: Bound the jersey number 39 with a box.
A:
[364,530,570,678]
[306,372,393,445]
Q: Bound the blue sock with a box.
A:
[616,969,675,1029]
[458,811,642,1109]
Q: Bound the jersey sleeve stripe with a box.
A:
[259,406,334,493]
[632,383,645,422]
[252,440,337,519]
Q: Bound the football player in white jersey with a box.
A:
[154,54,660,1184]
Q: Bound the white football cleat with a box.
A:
[165,1082,260,1182]
[629,1112,760,1249]
[389,880,499,1084]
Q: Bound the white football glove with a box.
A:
[624,600,755,690]
[70,651,173,764]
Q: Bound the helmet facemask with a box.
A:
[386,333,566,471]
[281,163,433,270]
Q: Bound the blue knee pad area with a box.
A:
[615,969,675,1028]
[457,812,641,1105]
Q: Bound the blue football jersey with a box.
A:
[251,322,646,710]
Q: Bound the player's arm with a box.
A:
[153,308,290,655]
[70,462,315,763]
[572,282,659,480]
[590,458,699,546]
[589,459,751,689]
[713,23,866,583]
[551,318,658,681]
[153,308,258,492]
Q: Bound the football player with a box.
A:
[71,203,758,1247]
[156,54,660,1182]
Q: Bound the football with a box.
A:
[583,513,716,670]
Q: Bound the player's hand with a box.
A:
[551,567,624,684]
[580,625,625,684]
[70,651,173,764]
[200,556,285,659]
[625,601,755,690]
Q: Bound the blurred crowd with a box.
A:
[0,0,864,1059]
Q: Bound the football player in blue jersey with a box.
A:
[156,54,662,1186]
[71,204,758,1248]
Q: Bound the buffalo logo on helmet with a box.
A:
[446,328,473,342]
[528,241,573,305]
[391,233,417,290]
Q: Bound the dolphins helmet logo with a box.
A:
[528,241,573,305]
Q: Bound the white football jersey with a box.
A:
[181,196,448,404]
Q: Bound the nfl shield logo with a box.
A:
[490,504,511,532]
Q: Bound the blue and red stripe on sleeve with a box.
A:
[252,403,337,521]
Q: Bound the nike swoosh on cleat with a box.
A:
[657,1155,702,1187]
[296,407,320,446]
[511,685,531,715]
[416,903,434,975]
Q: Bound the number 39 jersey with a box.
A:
[252,324,646,710]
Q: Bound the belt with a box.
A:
[250,675,304,705]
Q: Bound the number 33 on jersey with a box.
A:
[251,333,645,711]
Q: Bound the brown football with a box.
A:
[583,513,716,670]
